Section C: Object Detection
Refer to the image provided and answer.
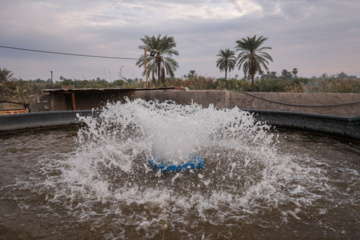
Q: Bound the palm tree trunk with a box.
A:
[225,69,228,81]
[161,67,165,84]
[251,74,255,90]
[157,55,161,87]
[152,68,155,86]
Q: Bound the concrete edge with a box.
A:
[1,110,359,140]
[0,110,100,133]
[247,110,360,140]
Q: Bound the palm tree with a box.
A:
[136,34,179,86]
[0,68,14,99]
[187,70,197,79]
[270,71,277,78]
[235,35,273,88]
[216,48,236,81]
[292,68,298,78]
[281,69,292,80]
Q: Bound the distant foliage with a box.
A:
[304,78,360,93]
[165,76,214,90]
[1,67,359,104]
[0,68,15,99]
[213,78,251,91]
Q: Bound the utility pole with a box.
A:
[50,71,53,87]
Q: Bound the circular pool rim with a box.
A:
[0,109,359,140]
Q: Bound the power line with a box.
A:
[238,91,360,107]
[0,45,138,60]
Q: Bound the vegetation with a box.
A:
[136,34,179,86]
[185,70,197,79]
[0,68,359,106]
[235,35,273,88]
[216,49,236,81]
[1,34,359,105]
[0,68,14,99]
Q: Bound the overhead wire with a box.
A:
[0,45,138,60]
[238,91,360,107]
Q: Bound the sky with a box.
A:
[0,0,359,81]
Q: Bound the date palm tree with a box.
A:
[281,69,292,80]
[136,34,179,86]
[292,68,298,78]
[235,35,273,88]
[216,48,236,81]
[187,70,197,79]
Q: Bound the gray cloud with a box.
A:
[1,0,359,80]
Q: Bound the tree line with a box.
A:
[1,67,359,105]
[1,34,359,103]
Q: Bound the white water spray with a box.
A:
[2,99,359,239]
[55,99,332,237]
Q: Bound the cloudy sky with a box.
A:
[0,0,359,81]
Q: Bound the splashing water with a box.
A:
[61,99,325,234]
[1,99,359,239]
[68,99,278,198]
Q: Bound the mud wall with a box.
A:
[4,90,360,139]
[29,90,360,117]
[135,90,360,117]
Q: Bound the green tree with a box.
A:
[216,48,236,81]
[0,68,14,99]
[337,72,348,79]
[281,69,292,80]
[292,68,298,78]
[235,35,273,88]
[187,70,197,78]
[136,34,179,86]
[270,71,277,78]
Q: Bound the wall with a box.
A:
[136,90,360,117]
[4,90,360,139]
[29,90,360,117]
[0,110,99,132]
[28,94,51,112]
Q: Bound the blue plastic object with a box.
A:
[148,155,204,172]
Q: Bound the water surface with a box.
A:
[1,100,359,239]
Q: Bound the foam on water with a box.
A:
[4,98,358,238]
[61,101,321,220]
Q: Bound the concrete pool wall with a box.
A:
[1,90,360,139]
[134,90,360,117]
[32,89,360,117]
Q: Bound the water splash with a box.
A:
[10,98,356,239]
[61,100,323,211]
[2,100,360,239]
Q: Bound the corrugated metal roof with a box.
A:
[41,87,179,93]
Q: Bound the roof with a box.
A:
[41,87,180,93]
